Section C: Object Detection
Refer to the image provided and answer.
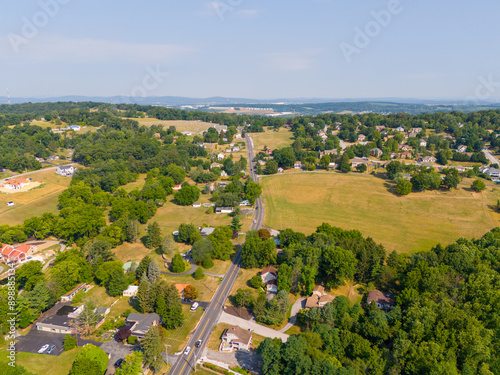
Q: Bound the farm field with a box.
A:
[261,172,500,253]
[134,118,216,133]
[250,128,294,154]
[0,168,72,225]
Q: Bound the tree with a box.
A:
[319,154,331,169]
[76,301,102,336]
[184,285,198,300]
[146,222,162,249]
[174,185,200,206]
[136,255,152,279]
[147,261,160,284]
[265,160,279,174]
[244,181,263,204]
[178,223,200,244]
[471,179,486,192]
[193,268,205,280]
[208,226,234,261]
[192,238,213,264]
[137,278,152,313]
[171,254,186,273]
[356,164,367,173]
[437,149,448,165]
[84,240,113,269]
[230,216,242,232]
[16,261,44,291]
[69,344,108,375]
[156,283,184,329]
[250,274,264,289]
[116,327,132,342]
[125,220,139,243]
[115,352,143,375]
[320,246,357,288]
[63,334,77,351]
[141,326,161,368]
[338,153,351,173]
[160,235,176,256]
[277,264,293,293]
[386,160,403,179]
[106,268,128,296]
[395,179,412,195]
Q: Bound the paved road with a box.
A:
[483,148,500,165]
[218,311,289,342]
[168,135,263,375]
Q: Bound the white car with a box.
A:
[190,302,199,311]
[38,344,49,354]
[253,220,257,224]
[183,346,191,355]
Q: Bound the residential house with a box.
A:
[420,139,428,147]
[351,157,369,168]
[234,133,242,139]
[61,283,87,302]
[225,148,232,153]
[319,150,338,158]
[457,145,468,153]
[0,243,37,265]
[220,325,252,352]
[358,134,366,142]
[173,283,190,298]
[278,167,284,173]
[239,200,251,206]
[408,127,422,136]
[66,125,81,131]
[261,266,278,294]
[367,290,394,311]
[210,162,223,169]
[258,160,266,167]
[173,185,182,191]
[305,285,334,308]
[328,162,337,170]
[375,126,385,132]
[400,145,412,152]
[482,167,500,179]
[3,178,30,190]
[123,285,139,297]
[56,165,77,177]
[215,207,234,214]
[221,170,228,177]
[200,227,215,236]
[232,146,240,152]
[420,156,437,163]
[126,313,162,338]
[48,155,60,161]
[294,161,303,169]
[217,153,225,160]
[210,124,228,134]
[370,148,383,158]
[400,152,412,159]
[192,203,202,208]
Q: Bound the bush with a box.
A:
[471,179,486,192]
[63,334,77,351]
[249,274,264,289]
[193,268,205,280]
[202,255,214,269]
[127,335,138,344]
[230,366,250,375]
[171,254,186,273]
[203,363,231,375]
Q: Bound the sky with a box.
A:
[1,0,500,101]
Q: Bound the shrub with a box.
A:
[249,274,264,289]
[193,268,205,280]
[202,255,214,269]
[171,254,186,273]
[127,335,138,344]
[63,334,77,351]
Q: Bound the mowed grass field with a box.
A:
[134,118,216,133]
[0,168,72,225]
[251,128,294,154]
[261,172,500,253]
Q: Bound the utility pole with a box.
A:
[165,344,171,365]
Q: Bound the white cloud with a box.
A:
[235,9,259,17]
[0,35,195,63]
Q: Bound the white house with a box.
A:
[215,207,234,214]
[420,139,427,147]
[220,325,252,352]
[66,125,81,131]
[3,178,30,190]
[217,153,225,160]
[192,203,201,208]
[123,285,139,297]
[232,146,240,152]
[261,266,278,294]
[457,145,467,153]
[56,165,77,177]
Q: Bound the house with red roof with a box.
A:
[3,178,31,190]
[0,243,37,265]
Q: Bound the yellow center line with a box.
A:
[178,252,240,374]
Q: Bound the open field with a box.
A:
[261,172,500,253]
[1,348,82,375]
[134,118,216,133]
[251,128,294,154]
[0,168,71,225]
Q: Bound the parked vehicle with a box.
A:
[190,302,199,311]
[47,345,56,354]
[114,358,124,368]
[38,344,49,354]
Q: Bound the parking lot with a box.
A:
[16,329,101,356]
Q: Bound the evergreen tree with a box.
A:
[125,220,140,243]
[137,279,151,313]
[107,269,128,297]
[147,222,162,248]
[141,326,161,367]
[147,261,160,284]
[136,256,152,279]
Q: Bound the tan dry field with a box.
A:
[134,118,217,133]
[261,172,500,253]
[251,127,294,154]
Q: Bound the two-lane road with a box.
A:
[168,134,263,375]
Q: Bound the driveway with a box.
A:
[280,297,305,333]
[101,340,136,374]
[204,349,262,374]
[16,329,100,356]
[218,311,289,342]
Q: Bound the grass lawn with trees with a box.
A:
[0,348,83,375]
[0,168,72,225]
[261,172,500,253]
[251,128,294,155]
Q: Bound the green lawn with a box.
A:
[1,348,82,375]
[261,172,500,253]
[164,305,205,353]
[251,128,294,154]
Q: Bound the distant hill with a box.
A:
[0,95,499,115]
